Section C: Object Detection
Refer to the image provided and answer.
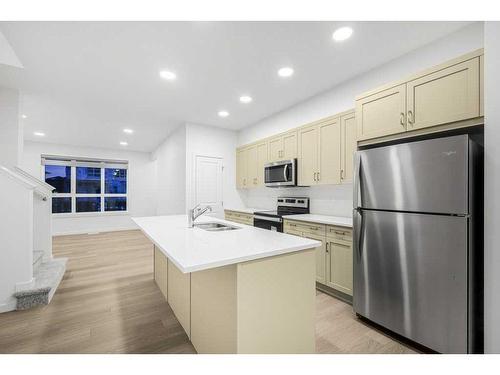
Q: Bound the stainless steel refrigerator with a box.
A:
[353,134,483,354]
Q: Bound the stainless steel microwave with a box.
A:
[264,159,297,187]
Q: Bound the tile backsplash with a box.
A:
[239,184,353,217]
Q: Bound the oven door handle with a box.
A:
[254,215,282,223]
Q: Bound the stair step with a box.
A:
[14,257,67,310]
[33,250,44,272]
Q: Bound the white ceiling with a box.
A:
[0,21,472,152]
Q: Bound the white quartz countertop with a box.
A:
[223,207,266,214]
[282,214,353,227]
[133,215,320,273]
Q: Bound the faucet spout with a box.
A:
[188,204,213,227]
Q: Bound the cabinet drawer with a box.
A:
[284,220,325,236]
[326,226,352,241]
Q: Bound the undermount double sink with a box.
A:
[194,222,240,232]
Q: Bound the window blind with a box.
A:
[41,155,128,170]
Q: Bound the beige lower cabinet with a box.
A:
[303,233,326,284]
[155,246,316,353]
[284,219,353,297]
[154,246,168,300]
[224,210,254,225]
[326,238,353,296]
[167,259,191,337]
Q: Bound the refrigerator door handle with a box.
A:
[354,208,364,259]
[353,152,362,208]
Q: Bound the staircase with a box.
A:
[14,257,67,310]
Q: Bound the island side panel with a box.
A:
[167,259,191,338]
[236,249,316,354]
[191,265,238,353]
[154,246,168,300]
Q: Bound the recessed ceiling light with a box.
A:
[123,128,134,134]
[159,70,177,81]
[239,95,253,104]
[34,131,45,137]
[218,110,229,118]
[21,114,27,119]
[120,141,128,146]
[278,67,294,78]
[332,27,353,42]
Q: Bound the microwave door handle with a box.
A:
[283,164,288,182]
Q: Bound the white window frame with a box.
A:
[42,155,129,217]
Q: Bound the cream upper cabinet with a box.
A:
[268,136,282,162]
[268,130,297,162]
[356,50,483,143]
[255,141,268,187]
[356,84,407,141]
[282,130,297,160]
[326,240,353,296]
[406,57,480,131]
[246,144,258,188]
[298,125,318,186]
[242,141,268,188]
[236,148,248,189]
[340,112,356,184]
[317,118,341,185]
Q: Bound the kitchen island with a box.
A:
[133,215,320,354]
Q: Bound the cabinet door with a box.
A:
[356,84,406,141]
[327,240,353,296]
[236,148,248,189]
[282,131,297,160]
[268,136,282,162]
[340,112,356,184]
[256,141,268,187]
[246,145,258,188]
[318,118,341,185]
[407,58,480,130]
[304,233,326,285]
[298,125,318,186]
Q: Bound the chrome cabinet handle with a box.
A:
[340,169,344,180]
[326,242,329,253]
[407,110,414,126]
[317,171,320,181]
[400,112,405,127]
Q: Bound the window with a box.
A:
[43,155,128,214]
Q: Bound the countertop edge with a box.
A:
[282,215,353,227]
[132,217,321,273]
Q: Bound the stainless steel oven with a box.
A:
[264,159,296,187]
[253,214,283,232]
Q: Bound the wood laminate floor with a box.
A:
[0,230,416,354]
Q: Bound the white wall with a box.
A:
[484,21,500,354]
[21,141,157,235]
[0,86,22,167]
[237,22,484,217]
[185,123,245,216]
[153,125,187,215]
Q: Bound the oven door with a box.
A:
[264,159,296,187]
[253,215,283,232]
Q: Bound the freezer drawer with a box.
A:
[354,135,469,214]
[353,209,468,353]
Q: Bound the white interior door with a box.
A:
[194,155,224,216]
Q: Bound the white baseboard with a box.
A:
[52,225,138,237]
[0,298,17,313]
